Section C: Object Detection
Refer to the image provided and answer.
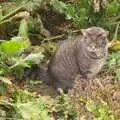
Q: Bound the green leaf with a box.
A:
[24,52,44,65]
[0,83,7,96]
[18,19,29,38]
[115,69,120,80]
[0,38,28,56]
[16,100,50,120]
[86,100,97,113]
[66,4,75,20]
[10,52,44,69]
[105,2,119,16]
[10,58,30,69]
[51,0,67,14]
[0,5,3,20]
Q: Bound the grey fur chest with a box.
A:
[85,58,105,78]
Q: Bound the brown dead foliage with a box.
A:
[68,74,120,119]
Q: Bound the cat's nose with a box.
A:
[96,50,103,57]
[91,46,96,51]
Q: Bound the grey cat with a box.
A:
[47,27,108,90]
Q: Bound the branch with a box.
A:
[0,2,28,25]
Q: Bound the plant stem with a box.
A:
[113,23,120,41]
[0,3,27,25]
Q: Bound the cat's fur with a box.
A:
[47,27,108,90]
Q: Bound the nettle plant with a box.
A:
[0,88,51,120]
[51,0,120,38]
[0,37,44,82]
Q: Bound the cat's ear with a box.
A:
[81,29,87,36]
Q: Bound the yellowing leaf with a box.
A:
[109,40,120,50]
[0,76,12,85]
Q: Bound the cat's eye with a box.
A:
[101,39,107,47]
[99,35,107,40]
[96,38,107,47]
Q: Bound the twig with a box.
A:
[113,23,120,41]
[0,17,14,25]
[105,16,120,20]
[41,29,81,43]
[110,21,120,25]
[95,78,104,89]
[42,34,66,43]
[0,2,27,24]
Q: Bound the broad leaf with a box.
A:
[0,38,28,56]
[16,100,50,120]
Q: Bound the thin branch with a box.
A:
[41,29,81,43]
[0,3,27,24]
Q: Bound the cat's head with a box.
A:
[81,27,108,59]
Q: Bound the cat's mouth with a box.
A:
[87,51,106,59]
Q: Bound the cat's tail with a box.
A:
[38,65,52,84]
[25,65,52,84]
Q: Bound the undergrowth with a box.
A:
[0,0,120,120]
